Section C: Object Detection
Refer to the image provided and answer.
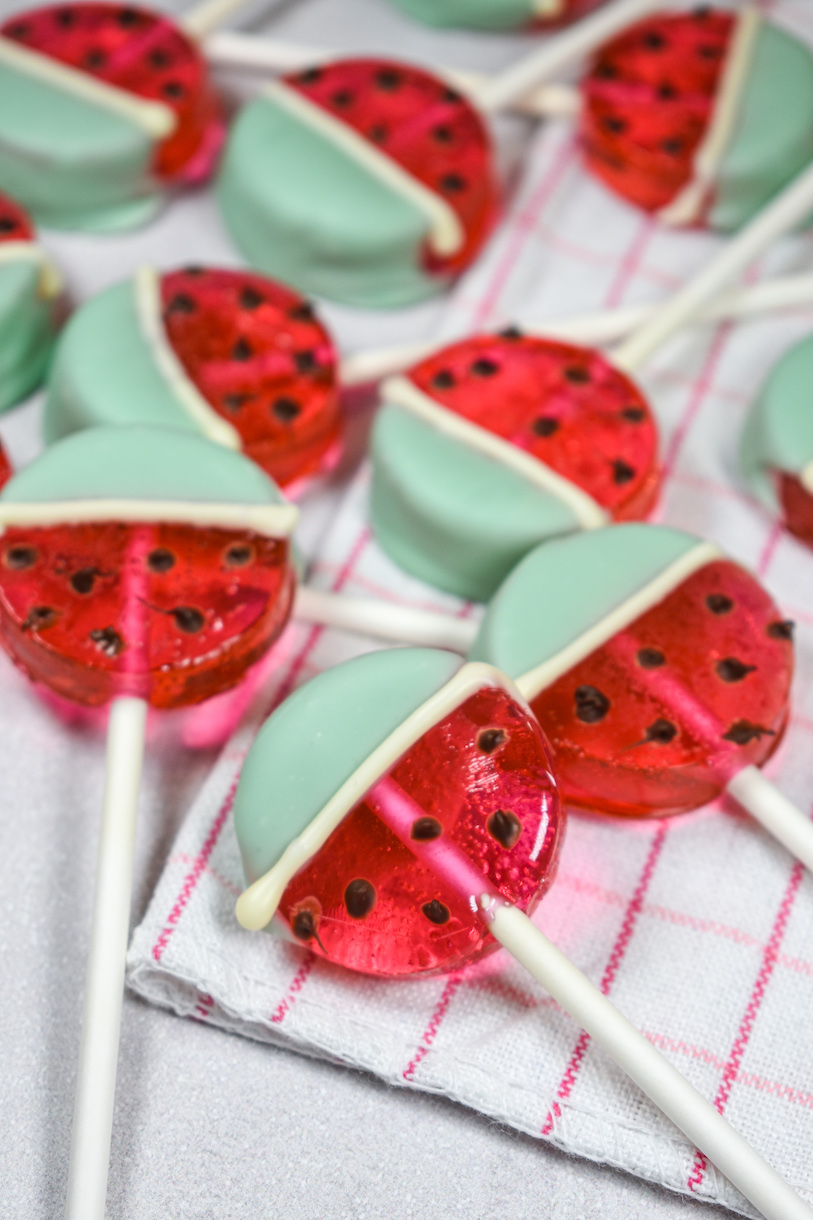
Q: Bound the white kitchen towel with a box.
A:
[129,3,813,1212]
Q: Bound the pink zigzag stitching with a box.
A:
[403,975,464,1082]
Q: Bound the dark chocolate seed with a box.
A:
[147,548,175,572]
[4,545,37,569]
[637,647,665,668]
[163,80,185,99]
[56,8,76,26]
[89,626,124,657]
[471,357,499,377]
[477,727,506,753]
[272,397,301,422]
[117,7,140,24]
[223,393,249,411]
[768,620,794,641]
[422,899,450,925]
[294,350,317,373]
[694,5,711,17]
[442,88,461,104]
[612,458,636,485]
[85,49,106,68]
[441,173,466,193]
[723,721,774,746]
[183,265,204,277]
[166,292,196,315]
[575,685,610,723]
[662,137,684,155]
[376,68,401,91]
[433,125,453,144]
[7,22,30,38]
[298,68,322,85]
[603,116,627,134]
[0,216,16,232]
[595,61,616,80]
[706,593,733,615]
[621,406,646,422]
[645,718,677,744]
[224,543,253,567]
[289,301,314,321]
[564,365,590,384]
[291,907,325,951]
[487,809,522,850]
[369,124,388,143]
[698,43,722,59]
[24,606,57,632]
[499,325,523,340]
[657,82,677,99]
[172,607,205,633]
[432,370,456,390]
[232,337,252,361]
[332,89,353,107]
[149,48,171,67]
[643,30,665,49]
[239,286,264,310]
[344,879,376,919]
[70,568,97,595]
[716,657,757,683]
[411,817,443,841]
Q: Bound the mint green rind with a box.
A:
[0,59,162,232]
[218,94,443,310]
[1,425,287,507]
[44,278,197,445]
[711,23,813,232]
[388,0,533,28]
[0,259,56,412]
[234,647,463,882]
[370,403,583,603]
[469,524,700,680]
[740,333,813,511]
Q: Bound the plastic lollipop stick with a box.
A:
[339,272,813,386]
[294,586,478,652]
[366,775,812,1220]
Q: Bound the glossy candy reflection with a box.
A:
[234,649,562,977]
[45,266,342,492]
[0,188,61,411]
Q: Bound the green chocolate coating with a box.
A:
[2,425,286,507]
[712,22,813,232]
[370,402,583,603]
[469,524,700,680]
[388,0,534,29]
[217,92,443,310]
[0,58,161,232]
[234,647,463,882]
[44,278,197,444]
[0,257,56,412]
[740,332,813,510]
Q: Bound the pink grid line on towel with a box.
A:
[128,15,813,1212]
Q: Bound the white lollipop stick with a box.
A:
[64,696,147,1220]
[367,776,813,1220]
[613,159,813,372]
[339,272,813,386]
[727,767,813,874]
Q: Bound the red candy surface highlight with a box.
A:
[530,560,793,818]
[160,268,342,491]
[778,473,813,551]
[582,9,734,215]
[0,191,35,243]
[279,685,564,978]
[287,59,499,277]
[0,521,294,707]
[0,445,12,491]
[409,332,660,519]
[1,3,223,180]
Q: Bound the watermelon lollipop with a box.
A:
[0,425,298,1220]
[0,0,255,231]
[741,332,813,551]
[232,647,811,1220]
[385,0,605,32]
[44,265,342,492]
[0,189,62,411]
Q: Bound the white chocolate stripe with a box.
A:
[658,7,761,228]
[235,662,531,931]
[516,540,722,701]
[0,35,177,140]
[0,240,62,299]
[134,267,242,451]
[0,498,298,537]
[263,80,465,260]
[383,374,609,531]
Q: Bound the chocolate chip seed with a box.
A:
[166,293,196,315]
[224,543,254,567]
[411,817,443,841]
[89,626,124,657]
[532,417,559,437]
[294,350,317,373]
[272,397,301,422]
[645,718,677,744]
[499,325,523,340]
[149,48,171,67]
[433,125,453,144]
[0,217,16,232]
[477,728,507,753]
[344,879,376,919]
[471,358,499,377]
[332,89,353,107]
[767,620,794,641]
[70,569,97,595]
[163,81,184,99]
[432,370,456,389]
[422,899,450,925]
[612,459,636,485]
[716,657,757,683]
[603,116,627,134]
[291,907,325,951]
[706,593,733,615]
[4,545,37,569]
[376,68,401,90]
[487,809,522,850]
[147,548,175,572]
[575,685,610,723]
[24,606,57,632]
[621,406,646,422]
[232,338,252,361]
[239,286,264,310]
[172,607,205,633]
[289,301,315,321]
[637,647,665,668]
[223,394,249,411]
[441,173,466,193]
[564,366,590,384]
[723,721,774,746]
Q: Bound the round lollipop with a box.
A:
[0,0,261,231]
[44,265,341,492]
[0,188,62,411]
[741,332,813,551]
[0,425,298,1218]
[232,646,811,1220]
[215,0,665,308]
[384,0,605,31]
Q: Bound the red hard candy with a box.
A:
[409,331,660,520]
[1,2,223,180]
[160,268,342,491]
